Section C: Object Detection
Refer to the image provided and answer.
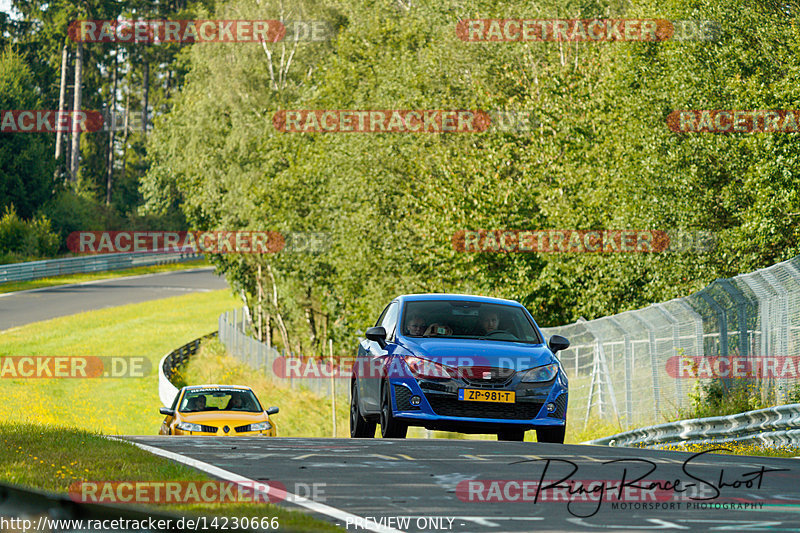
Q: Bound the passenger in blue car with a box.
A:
[404,312,452,337]
[405,314,428,336]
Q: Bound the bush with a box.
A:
[677,378,771,420]
[0,205,59,263]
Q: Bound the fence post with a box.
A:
[629,313,661,420]
[699,290,730,390]
[607,317,632,425]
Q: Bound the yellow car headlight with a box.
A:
[249,421,272,431]
[176,422,203,432]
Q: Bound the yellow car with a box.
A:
[159,385,278,436]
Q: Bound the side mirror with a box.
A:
[159,407,175,416]
[266,406,279,415]
[548,334,570,354]
[365,326,387,348]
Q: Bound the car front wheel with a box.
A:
[380,382,408,438]
[350,381,376,438]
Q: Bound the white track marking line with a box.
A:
[114,438,404,533]
[0,267,216,298]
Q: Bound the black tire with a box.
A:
[350,381,376,438]
[380,382,408,438]
[497,429,525,441]
[536,425,566,443]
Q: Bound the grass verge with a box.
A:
[181,340,350,438]
[0,422,343,532]
[0,259,210,294]
[0,289,237,434]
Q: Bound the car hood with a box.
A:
[396,337,555,371]
[178,411,269,424]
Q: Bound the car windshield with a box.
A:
[401,300,543,343]
[179,389,263,413]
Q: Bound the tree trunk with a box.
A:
[69,43,83,183]
[305,286,317,349]
[256,264,264,341]
[142,60,149,133]
[54,44,69,180]
[266,264,291,353]
[120,93,130,181]
[105,50,118,205]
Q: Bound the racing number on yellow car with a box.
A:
[458,389,515,403]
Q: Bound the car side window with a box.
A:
[375,303,392,327]
[380,302,400,339]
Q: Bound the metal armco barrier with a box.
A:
[0,480,243,531]
[586,403,800,448]
[158,332,217,407]
[0,251,201,284]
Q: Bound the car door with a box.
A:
[359,301,399,413]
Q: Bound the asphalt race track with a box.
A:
[127,437,800,532]
[0,267,228,330]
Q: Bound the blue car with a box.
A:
[349,294,569,442]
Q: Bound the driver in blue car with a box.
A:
[476,309,500,335]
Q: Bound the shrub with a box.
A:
[0,205,59,263]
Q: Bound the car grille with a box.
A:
[427,396,543,420]
[548,393,567,419]
[458,366,515,386]
[235,424,252,432]
[395,386,420,410]
[200,424,218,433]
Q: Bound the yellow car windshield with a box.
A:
[179,389,262,413]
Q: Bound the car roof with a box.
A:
[184,384,253,391]
[395,293,525,306]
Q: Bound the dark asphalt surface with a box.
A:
[126,437,800,532]
[0,268,229,330]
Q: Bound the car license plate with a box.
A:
[458,389,515,403]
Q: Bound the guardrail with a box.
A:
[158,332,217,407]
[0,250,201,284]
[586,403,800,448]
[0,479,252,531]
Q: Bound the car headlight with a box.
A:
[250,421,272,431]
[176,422,203,432]
[520,363,559,382]
[403,355,457,379]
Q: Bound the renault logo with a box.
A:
[223,425,230,433]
